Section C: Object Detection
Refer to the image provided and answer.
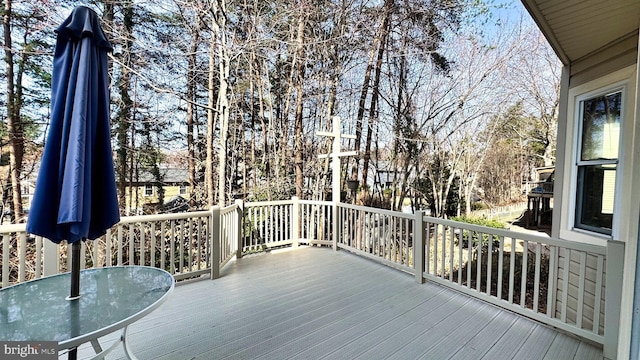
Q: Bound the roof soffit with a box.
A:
[521,0,640,65]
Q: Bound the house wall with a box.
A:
[164,185,189,199]
[124,185,189,214]
[626,35,640,360]
[570,34,639,88]
[554,249,606,335]
[554,34,639,359]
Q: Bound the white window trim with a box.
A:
[144,184,154,197]
[572,86,625,236]
[559,65,637,246]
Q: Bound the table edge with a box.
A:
[57,266,175,349]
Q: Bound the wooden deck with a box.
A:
[77,246,603,360]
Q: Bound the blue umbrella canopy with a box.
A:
[26,6,119,244]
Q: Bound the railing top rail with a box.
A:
[0,210,215,235]
[244,200,294,207]
[220,204,238,215]
[0,223,27,234]
[119,210,212,224]
[299,200,332,206]
[338,203,416,220]
[421,214,606,255]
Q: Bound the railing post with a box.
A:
[604,240,624,359]
[292,196,299,248]
[42,237,59,276]
[234,200,244,259]
[414,211,425,284]
[211,206,221,280]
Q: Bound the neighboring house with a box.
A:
[122,167,190,214]
[18,164,191,215]
[368,161,417,191]
[525,166,554,192]
[521,1,639,358]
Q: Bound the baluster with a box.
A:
[521,240,529,308]
[534,242,542,312]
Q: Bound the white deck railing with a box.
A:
[299,200,333,246]
[0,225,54,286]
[112,210,213,280]
[0,198,620,349]
[242,199,296,252]
[0,205,242,286]
[413,213,611,345]
[336,203,415,273]
[240,198,333,251]
[217,203,241,272]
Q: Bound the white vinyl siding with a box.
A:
[554,249,606,336]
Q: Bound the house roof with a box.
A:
[135,167,188,184]
[520,0,640,65]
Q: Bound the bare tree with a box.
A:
[1,0,50,221]
[292,3,307,199]
[507,28,561,167]
[3,0,24,221]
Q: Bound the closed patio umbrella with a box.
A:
[26,6,119,302]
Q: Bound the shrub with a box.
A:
[451,216,506,229]
[471,202,488,211]
[451,216,506,250]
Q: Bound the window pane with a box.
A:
[580,92,621,161]
[576,164,615,234]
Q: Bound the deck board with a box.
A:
[543,334,581,360]
[479,317,537,359]
[385,301,494,360]
[447,311,518,359]
[76,246,603,360]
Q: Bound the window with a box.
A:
[144,184,153,197]
[179,185,187,195]
[575,90,622,235]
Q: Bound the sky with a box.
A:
[475,0,537,40]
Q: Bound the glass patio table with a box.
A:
[0,266,174,359]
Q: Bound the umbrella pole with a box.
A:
[68,240,82,360]
[69,241,81,300]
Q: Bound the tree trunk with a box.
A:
[205,22,217,206]
[363,9,391,190]
[391,61,406,211]
[3,0,24,221]
[352,1,393,182]
[186,12,200,208]
[293,10,306,199]
[263,60,275,201]
[248,53,256,196]
[258,60,271,201]
[115,2,134,213]
[214,0,230,206]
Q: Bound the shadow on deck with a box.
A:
[78,247,602,360]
